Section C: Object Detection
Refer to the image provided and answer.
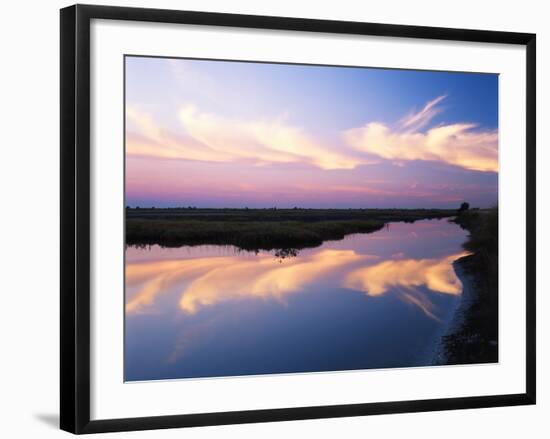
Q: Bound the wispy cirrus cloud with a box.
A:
[398,95,447,132]
[343,252,468,297]
[126,107,232,163]
[126,248,467,320]
[178,105,370,170]
[126,95,498,173]
[126,105,369,170]
[126,249,370,314]
[344,95,498,173]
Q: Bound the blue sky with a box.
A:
[125,56,498,208]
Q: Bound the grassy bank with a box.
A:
[126,207,455,250]
[441,207,498,364]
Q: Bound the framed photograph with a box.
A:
[60,4,536,434]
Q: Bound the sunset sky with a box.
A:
[125,56,498,208]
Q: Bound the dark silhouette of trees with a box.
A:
[458,202,470,213]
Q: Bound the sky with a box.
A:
[125,56,498,209]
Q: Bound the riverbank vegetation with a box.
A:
[442,207,498,364]
[125,207,456,250]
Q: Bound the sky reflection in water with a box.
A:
[125,219,468,381]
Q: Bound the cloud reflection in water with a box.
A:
[126,247,468,319]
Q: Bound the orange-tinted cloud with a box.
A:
[127,96,497,173]
[126,247,468,322]
[126,249,372,314]
[126,256,237,313]
[126,105,368,170]
[126,107,233,163]
[342,251,469,320]
[343,252,469,297]
[344,96,498,172]
[180,249,368,313]
[179,105,368,170]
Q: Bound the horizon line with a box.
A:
[125,205,493,210]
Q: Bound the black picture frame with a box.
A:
[60,4,536,434]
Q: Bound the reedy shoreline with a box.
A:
[125,207,455,250]
[438,208,499,365]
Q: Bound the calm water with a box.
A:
[125,218,468,381]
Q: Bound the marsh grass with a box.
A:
[443,207,499,364]
[125,208,456,250]
[126,218,385,250]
